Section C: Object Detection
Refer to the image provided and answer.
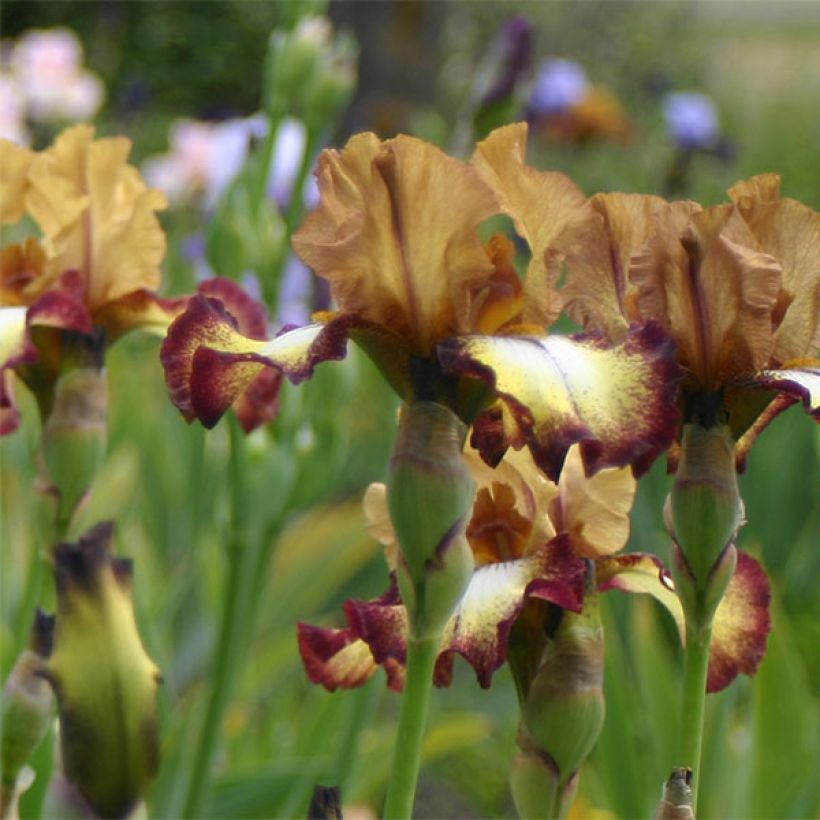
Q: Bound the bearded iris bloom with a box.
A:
[298,442,769,694]
[555,173,819,464]
[161,123,678,483]
[0,125,184,433]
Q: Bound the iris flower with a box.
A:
[162,123,677,481]
[298,443,769,694]
[555,173,819,466]
[0,125,181,432]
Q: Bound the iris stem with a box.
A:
[383,636,439,819]
[182,416,251,818]
[679,620,713,812]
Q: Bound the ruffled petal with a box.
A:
[24,125,167,308]
[438,323,680,480]
[730,193,820,365]
[436,533,585,688]
[471,123,590,327]
[598,550,772,692]
[293,132,497,354]
[708,551,771,692]
[553,445,636,558]
[296,622,403,692]
[631,203,783,389]
[160,284,350,427]
[0,139,35,224]
[561,191,670,339]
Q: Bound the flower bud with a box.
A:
[1,611,55,817]
[387,402,475,640]
[41,365,107,531]
[668,423,743,588]
[43,523,161,818]
[519,592,605,787]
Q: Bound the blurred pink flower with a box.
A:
[142,118,258,208]
[0,75,29,145]
[10,28,104,122]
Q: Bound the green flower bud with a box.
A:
[302,35,357,130]
[519,594,605,786]
[41,366,107,532]
[43,523,161,818]
[387,401,475,640]
[669,423,743,588]
[1,611,55,817]
[509,749,578,820]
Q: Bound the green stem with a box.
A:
[383,637,439,820]
[182,417,251,818]
[679,620,713,811]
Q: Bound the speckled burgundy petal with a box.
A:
[440,322,681,481]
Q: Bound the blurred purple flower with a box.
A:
[268,117,319,210]
[528,58,588,116]
[481,16,534,108]
[663,91,719,151]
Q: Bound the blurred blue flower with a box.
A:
[663,91,719,151]
[528,58,588,116]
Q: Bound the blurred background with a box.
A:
[1,1,818,818]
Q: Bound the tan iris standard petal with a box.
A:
[0,140,35,224]
[440,326,679,480]
[23,125,168,309]
[733,197,820,364]
[561,192,671,340]
[293,132,497,354]
[632,204,782,389]
[553,445,636,558]
[471,123,590,327]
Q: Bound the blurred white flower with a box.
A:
[143,118,258,208]
[0,74,29,144]
[10,27,104,122]
[529,58,589,115]
[663,91,720,150]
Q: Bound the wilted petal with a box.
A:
[471,123,590,327]
[708,550,771,692]
[439,323,680,480]
[0,139,34,223]
[553,445,636,558]
[436,533,585,688]
[293,132,497,354]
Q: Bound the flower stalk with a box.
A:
[383,401,475,818]
[667,421,744,811]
